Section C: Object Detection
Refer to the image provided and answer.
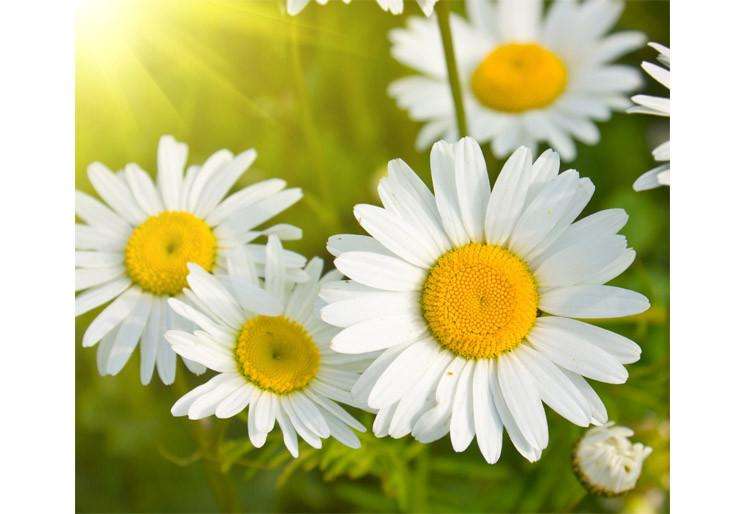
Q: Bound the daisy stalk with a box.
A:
[434,0,468,138]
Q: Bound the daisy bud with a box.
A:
[573,422,652,496]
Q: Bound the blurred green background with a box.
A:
[75,1,669,512]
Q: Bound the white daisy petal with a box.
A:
[368,338,441,409]
[185,264,244,329]
[75,191,131,236]
[327,234,392,258]
[172,373,235,416]
[75,277,132,316]
[106,293,153,375]
[484,146,534,245]
[430,141,470,247]
[82,286,141,347]
[75,251,123,269]
[472,359,503,464]
[331,314,427,354]
[87,163,147,225]
[220,188,303,234]
[354,204,437,268]
[540,285,650,318]
[123,163,164,215]
[275,402,299,457]
[215,383,256,419]
[156,135,188,211]
[388,349,452,438]
[513,345,591,426]
[528,318,628,384]
[497,352,548,450]
[334,252,426,292]
[490,360,541,462]
[563,370,608,425]
[321,291,419,328]
[140,298,162,385]
[534,316,641,365]
[454,137,490,242]
[449,359,476,452]
[281,396,322,448]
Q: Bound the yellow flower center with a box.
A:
[470,43,568,113]
[124,211,217,296]
[421,244,539,359]
[235,315,320,394]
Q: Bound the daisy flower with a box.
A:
[287,0,437,16]
[629,43,670,191]
[573,422,652,496]
[322,137,649,463]
[167,237,369,457]
[76,135,305,385]
[389,0,644,160]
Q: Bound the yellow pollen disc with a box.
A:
[235,315,320,395]
[470,43,568,113]
[421,244,539,359]
[124,211,217,296]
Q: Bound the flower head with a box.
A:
[389,0,644,160]
[76,135,304,385]
[322,137,648,463]
[573,422,652,495]
[167,237,370,457]
[629,43,671,191]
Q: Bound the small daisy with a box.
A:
[322,137,648,463]
[167,237,369,457]
[629,43,670,191]
[76,135,305,385]
[389,0,644,160]
[573,422,652,496]
[287,0,437,16]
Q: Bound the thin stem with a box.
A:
[435,0,469,138]
[173,372,241,513]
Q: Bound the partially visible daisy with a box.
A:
[629,43,670,191]
[322,138,648,463]
[287,0,437,16]
[167,237,370,457]
[76,135,305,385]
[573,422,652,496]
[389,0,644,160]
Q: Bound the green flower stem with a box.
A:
[173,373,240,513]
[435,0,469,139]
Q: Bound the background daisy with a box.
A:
[389,0,644,160]
[76,135,305,385]
[629,43,670,191]
[323,138,649,464]
[167,236,370,457]
[287,0,437,16]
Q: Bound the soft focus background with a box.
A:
[75,1,669,512]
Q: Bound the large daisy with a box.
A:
[389,0,644,160]
[76,135,305,385]
[322,137,649,463]
[167,237,369,457]
[629,43,670,191]
[287,0,437,16]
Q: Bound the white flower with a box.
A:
[287,0,437,16]
[629,43,670,191]
[389,0,644,160]
[322,137,649,464]
[573,422,652,495]
[167,237,370,457]
[76,135,305,385]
